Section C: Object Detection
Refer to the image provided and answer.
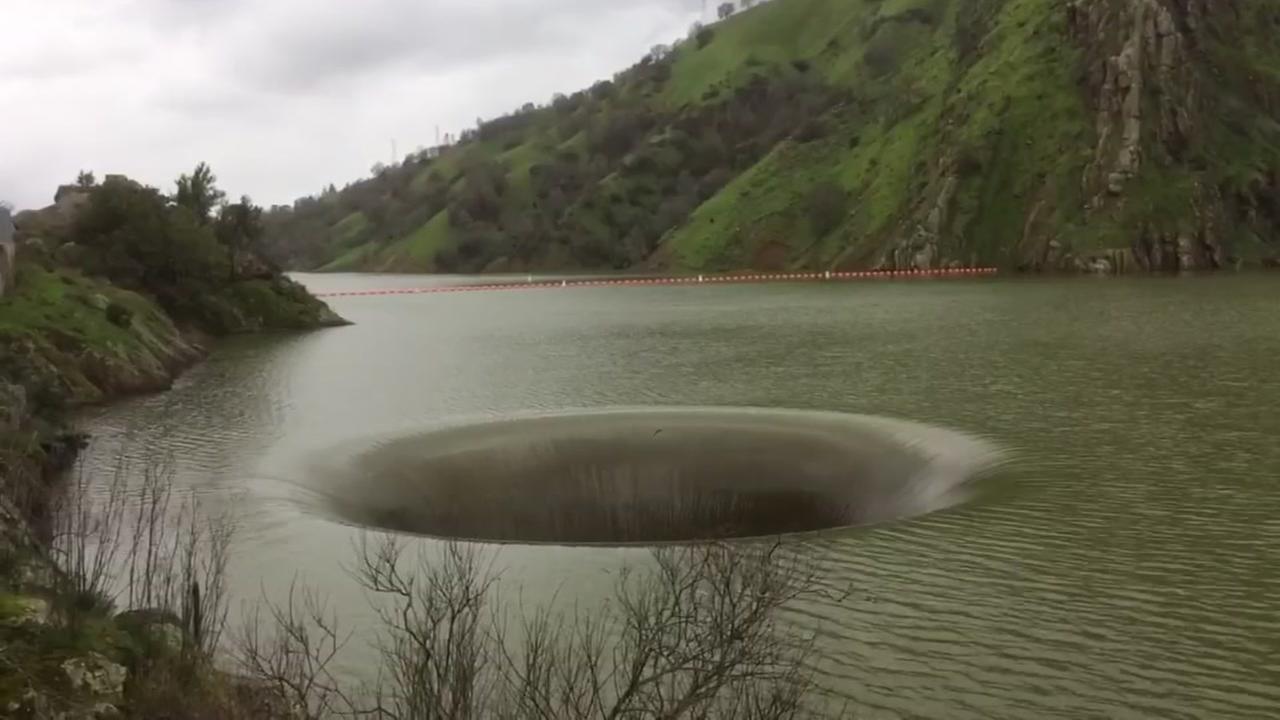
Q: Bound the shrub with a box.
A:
[795,117,829,143]
[105,301,133,327]
[697,27,716,49]
[809,180,848,238]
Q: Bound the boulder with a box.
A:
[61,653,127,700]
[88,703,124,719]
[5,687,51,718]
[116,608,187,656]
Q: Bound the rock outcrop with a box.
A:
[1055,0,1280,272]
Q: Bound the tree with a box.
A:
[74,177,228,295]
[697,26,716,49]
[76,170,96,188]
[649,44,671,62]
[808,180,848,238]
[174,162,225,225]
[215,196,265,280]
[590,80,616,101]
[718,2,736,20]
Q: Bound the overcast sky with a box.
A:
[1,0,705,211]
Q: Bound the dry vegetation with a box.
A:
[5,445,841,719]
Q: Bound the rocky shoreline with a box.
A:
[0,272,346,718]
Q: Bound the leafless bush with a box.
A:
[341,536,833,720]
[49,451,131,618]
[49,444,234,659]
[354,537,499,720]
[119,452,235,658]
[492,542,824,720]
[235,580,362,719]
[46,445,837,719]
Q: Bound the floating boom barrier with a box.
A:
[313,267,998,298]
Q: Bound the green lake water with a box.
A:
[77,273,1280,718]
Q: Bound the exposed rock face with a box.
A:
[62,653,128,700]
[892,172,960,270]
[1071,0,1194,205]
[883,154,963,271]
[0,381,26,433]
[1060,0,1278,273]
[870,0,1277,275]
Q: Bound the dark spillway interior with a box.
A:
[312,409,995,545]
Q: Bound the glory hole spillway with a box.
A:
[304,407,1006,546]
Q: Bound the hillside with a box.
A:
[261,0,1280,275]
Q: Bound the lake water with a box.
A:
[76,273,1280,718]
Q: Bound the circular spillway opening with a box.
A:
[308,407,1003,545]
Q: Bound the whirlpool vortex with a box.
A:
[303,407,1006,546]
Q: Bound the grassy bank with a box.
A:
[0,263,205,407]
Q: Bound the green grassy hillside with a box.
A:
[263,0,1280,274]
[0,264,203,408]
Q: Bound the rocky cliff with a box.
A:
[262,0,1279,275]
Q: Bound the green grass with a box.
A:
[332,211,370,247]
[0,264,194,403]
[0,265,178,351]
[663,0,1104,270]
[664,0,873,106]
[318,241,379,272]
[376,210,454,269]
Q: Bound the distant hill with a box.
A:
[261,0,1280,275]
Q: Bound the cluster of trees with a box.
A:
[53,163,276,325]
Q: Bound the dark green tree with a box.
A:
[808,180,848,238]
[73,177,227,295]
[174,162,226,225]
[215,196,265,280]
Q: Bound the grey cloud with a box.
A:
[0,0,702,211]
[219,0,694,92]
